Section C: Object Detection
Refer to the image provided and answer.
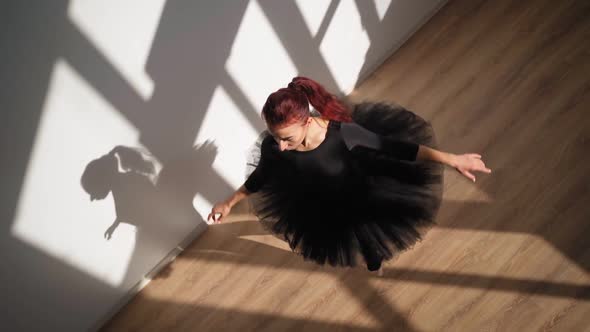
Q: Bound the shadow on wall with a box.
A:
[80,143,217,293]
[2,1,254,329]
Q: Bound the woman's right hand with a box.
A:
[207,201,232,224]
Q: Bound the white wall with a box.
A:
[0,0,446,331]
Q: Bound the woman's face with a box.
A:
[268,117,312,151]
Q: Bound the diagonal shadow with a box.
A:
[183,219,590,301]
[257,0,342,94]
[313,0,341,44]
[102,296,390,331]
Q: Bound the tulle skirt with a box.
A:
[246,102,444,271]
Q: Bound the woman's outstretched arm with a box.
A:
[207,184,252,224]
[416,145,456,166]
[416,145,492,182]
[225,184,252,208]
[208,135,278,223]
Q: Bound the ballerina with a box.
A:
[208,76,491,276]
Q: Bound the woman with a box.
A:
[207,76,491,276]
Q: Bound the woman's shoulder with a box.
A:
[339,121,381,150]
[259,132,283,160]
[260,132,277,150]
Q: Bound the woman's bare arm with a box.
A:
[225,184,252,208]
[416,145,457,167]
[208,184,252,223]
[416,145,492,182]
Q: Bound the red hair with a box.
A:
[261,76,352,129]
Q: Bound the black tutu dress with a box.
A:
[244,102,444,271]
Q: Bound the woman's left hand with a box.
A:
[451,153,492,182]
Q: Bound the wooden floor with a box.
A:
[102,0,590,331]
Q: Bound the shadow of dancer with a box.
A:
[80,146,180,285]
[81,142,223,285]
[81,146,159,239]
